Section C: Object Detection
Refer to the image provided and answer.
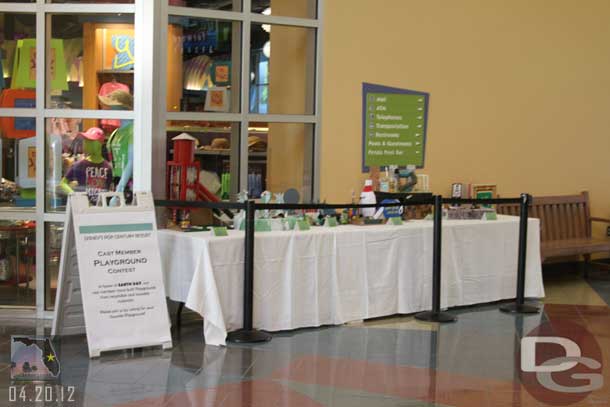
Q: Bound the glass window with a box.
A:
[250,23,315,115]
[45,222,63,310]
[0,219,36,307]
[0,117,36,209]
[166,121,240,203]
[252,0,317,19]
[167,16,241,113]
[0,13,37,104]
[247,122,313,201]
[46,116,133,212]
[171,0,242,12]
[48,13,135,109]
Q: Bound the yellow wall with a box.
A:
[320,0,610,235]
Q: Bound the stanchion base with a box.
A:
[499,302,540,314]
[227,329,272,344]
[414,311,457,323]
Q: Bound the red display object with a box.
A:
[173,134,195,164]
[0,89,36,139]
[167,133,200,203]
[167,162,200,202]
[166,132,231,227]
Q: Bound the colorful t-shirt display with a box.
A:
[65,159,113,204]
[107,121,133,178]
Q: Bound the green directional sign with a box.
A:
[363,84,428,168]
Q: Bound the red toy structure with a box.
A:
[166,132,229,227]
[167,133,200,227]
[167,133,200,203]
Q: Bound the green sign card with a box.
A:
[283,216,298,230]
[212,226,229,236]
[388,217,403,226]
[297,219,311,231]
[362,83,428,169]
[255,219,272,232]
[484,211,498,221]
[325,216,338,228]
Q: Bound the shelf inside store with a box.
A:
[97,70,134,74]
[195,150,267,158]
[168,149,267,158]
[167,126,268,134]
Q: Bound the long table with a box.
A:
[158,216,545,346]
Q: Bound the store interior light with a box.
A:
[263,41,271,58]
[262,7,271,33]
[248,127,269,132]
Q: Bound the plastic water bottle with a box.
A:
[360,179,376,217]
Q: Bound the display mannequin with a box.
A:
[98,89,133,205]
[107,121,133,195]
[60,127,113,204]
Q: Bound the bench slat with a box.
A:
[582,191,591,238]
[559,204,569,239]
[576,203,586,239]
[567,203,576,238]
[547,204,558,241]
[565,203,573,238]
[537,205,547,241]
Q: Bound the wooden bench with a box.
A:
[497,192,610,273]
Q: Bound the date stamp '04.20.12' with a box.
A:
[8,335,76,405]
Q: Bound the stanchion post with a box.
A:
[415,195,457,323]
[500,193,540,314]
[227,200,272,343]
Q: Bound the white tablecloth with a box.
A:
[159,216,544,346]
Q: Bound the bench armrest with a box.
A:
[591,217,610,224]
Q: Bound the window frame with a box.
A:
[0,0,323,316]
[0,1,138,317]
[156,0,322,202]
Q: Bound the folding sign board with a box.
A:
[52,192,172,358]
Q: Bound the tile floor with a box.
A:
[1,262,609,406]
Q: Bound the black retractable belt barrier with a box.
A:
[156,198,432,343]
[156,194,538,335]
[225,199,433,344]
[500,194,540,314]
[415,195,457,323]
[227,200,272,343]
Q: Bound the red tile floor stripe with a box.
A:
[270,354,539,407]
[115,380,325,407]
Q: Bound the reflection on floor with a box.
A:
[0,262,609,406]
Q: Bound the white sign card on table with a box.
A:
[52,192,172,358]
